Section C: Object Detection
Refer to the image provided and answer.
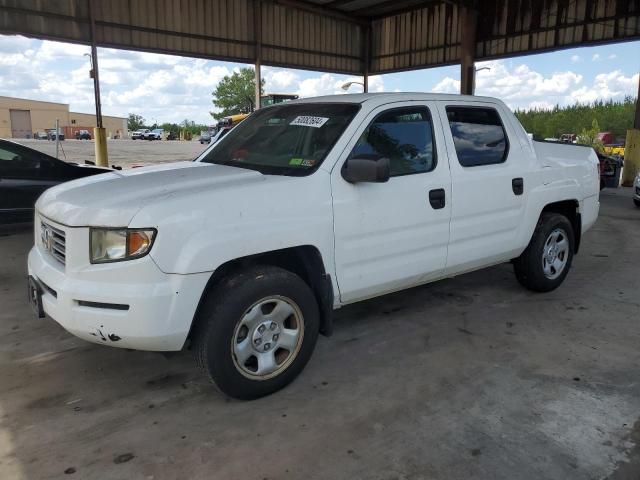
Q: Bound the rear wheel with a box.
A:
[193,266,320,400]
[634,199,640,208]
[513,213,574,292]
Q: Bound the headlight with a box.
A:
[90,228,156,264]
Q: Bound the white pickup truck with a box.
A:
[28,93,600,399]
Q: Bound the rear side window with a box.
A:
[445,107,508,167]
[0,145,44,179]
[350,107,436,176]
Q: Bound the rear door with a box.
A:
[436,102,534,274]
[331,102,452,303]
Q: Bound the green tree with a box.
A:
[211,68,264,119]
[127,113,145,131]
[515,97,636,142]
[577,119,605,152]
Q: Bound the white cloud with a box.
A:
[528,101,555,110]
[570,71,639,103]
[608,54,617,60]
[432,77,460,94]
[570,55,581,63]
[264,69,298,90]
[430,60,638,111]
[592,53,601,61]
[0,36,388,124]
[263,67,384,97]
[0,38,237,124]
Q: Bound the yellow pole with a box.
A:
[622,77,640,187]
[621,129,640,187]
[94,127,108,167]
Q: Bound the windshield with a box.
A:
[200,103,360,176]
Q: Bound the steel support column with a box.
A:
[88,0,107,166]
[635,77,640,130]
[254,0,262,111]
[363,24,370,93]
[460,6,477,95]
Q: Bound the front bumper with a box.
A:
[27,244,210,351]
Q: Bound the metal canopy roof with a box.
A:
[0,0,638,76]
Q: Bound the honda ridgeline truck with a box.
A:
[28,93,600,399]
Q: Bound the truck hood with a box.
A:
[37,161,263,226]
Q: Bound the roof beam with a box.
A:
[323,0,359,8]
[351,0,428,16]
[270,0,369,25]
[367,0,474,20]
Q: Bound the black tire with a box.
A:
[192,265,320,400]
[634,199,640,208]
[513,213,575,293]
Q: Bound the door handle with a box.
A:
[512,177,524,195]
[429,188,446,209]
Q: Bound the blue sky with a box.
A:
[0,34,638,125]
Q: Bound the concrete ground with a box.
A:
[10,138,208,167]
[1,189,639,480]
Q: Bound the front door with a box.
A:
[331,102,452,304]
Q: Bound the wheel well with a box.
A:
[541,200,581,253]
[191,246,334,341]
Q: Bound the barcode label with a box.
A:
[290,116,329,128]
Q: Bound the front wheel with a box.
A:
[192,266,320,400]
[513,213,574,292]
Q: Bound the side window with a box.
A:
[0,145,34,179]
[0,145,56,179]
[350,107,436,176]
[445,107,508,167]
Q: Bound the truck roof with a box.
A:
[284,92,505,107]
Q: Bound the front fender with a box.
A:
[131,172,336,279]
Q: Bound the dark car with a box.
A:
[0,139,110,224]
[47,129,65,141]
[75,130,92,140]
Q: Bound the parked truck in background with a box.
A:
[131,129,150,140]
[28,93,600,399]
[598,132,625,159]
[144,128,164,140]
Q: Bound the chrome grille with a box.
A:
[41,221,66,265]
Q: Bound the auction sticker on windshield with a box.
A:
[290,116,329,128]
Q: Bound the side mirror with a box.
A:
[341,156,390,183]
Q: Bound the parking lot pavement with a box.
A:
[11,138,208,167]
[1,190,639,480]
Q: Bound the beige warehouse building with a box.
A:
[0,96,127,139]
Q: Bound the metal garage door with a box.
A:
[10,109,32,138]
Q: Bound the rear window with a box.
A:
[445,107,508,167]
